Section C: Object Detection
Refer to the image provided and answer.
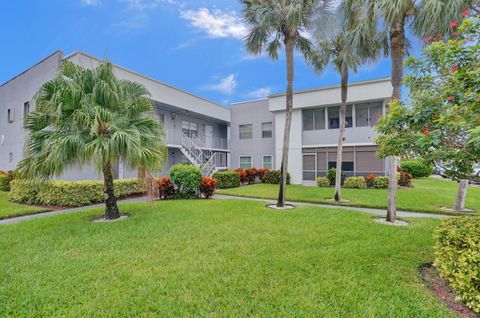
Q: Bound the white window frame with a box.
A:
[239,124,253,140]
[261,122,272,138]
[239,155,253,169]
[262,155,273,169]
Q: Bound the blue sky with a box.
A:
[1,0,413,106]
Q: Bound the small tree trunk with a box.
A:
[453,179,469,211]
[277,37,295,207]
[334,67,349,202]
[103,160,120,219]
[386,16,406,223]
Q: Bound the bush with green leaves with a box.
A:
[400,160,433,178]
[0,171,19,192]
[9,179,143,207]
[327,168,345,186]
[263,170,291,185]
[212,170,241,189]
[169,164,202,199]
[434,216,480,313]
[344,177,367,189]
[373,176,389,189]
[316,176,330,187]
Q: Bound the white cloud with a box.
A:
[81,0,100,6]
[123,0,179,11]
[247,87,272,99]
[180,8,247,39]
[207,74,237,95]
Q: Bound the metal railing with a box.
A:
[181,134,227,176]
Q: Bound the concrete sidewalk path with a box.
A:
[213,194,452,219]
[0,196,150,225]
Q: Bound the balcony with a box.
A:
[165,127,229,151]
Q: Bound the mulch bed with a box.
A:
[420,264,479,318]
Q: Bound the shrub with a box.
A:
[212,171,241,189]
[373,176,389,189]
[257,168,270,182]
[434,217,480,313]
[263,170,291,185]
[169,164,202,199]
[199,176,216,198]
[234,169,249,184]
[0,170,19,191]
[344,177,367,189]
[316,177,330,187]
[398,170,413,187]
[327,168,345,186]
[9,178,143,207]
[156,176,175,200]
[365,174,377,188]
[400,160,434,178]
[245,168,258,184]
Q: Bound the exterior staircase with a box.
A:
[180,134,224,176]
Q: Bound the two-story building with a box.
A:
[1,50,392,184]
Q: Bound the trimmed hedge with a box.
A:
[169,164,202,199]
[434,217,480,313]
[0,171,18,191]
[344,177,367,189]
[373,176,389,189]
[263,170,291,185]
[9,178,144,207]
[316,177,330,187]
[400,160,433,178]
[212,171,241,189]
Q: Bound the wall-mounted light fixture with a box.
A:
[171,112,176,121]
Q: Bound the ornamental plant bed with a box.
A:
[420,264,479,318]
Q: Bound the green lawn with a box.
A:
[0,199,455,317]
[0,191,49,219]
[217,178,480,215]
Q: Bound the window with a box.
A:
[262,122,272,138]
[328,105,353,129]
[239,124,252,139]
[8,153,13,163]
[239,156,252,169]
[7,108,14,123]
[262,155,273,169]
[355,102,383,127]
[23,102,30,125]
[302,108,325,131]
[303,154,316,181]
[182,121,198,137]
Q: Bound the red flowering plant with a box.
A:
[234,169,249,184]
[156,176,176,200]
[257,168,270,182]
[364,173,377,188]
[377,17,480,215]
[245,168,258,184]
[397,169,413,187]
[199,176,216,199]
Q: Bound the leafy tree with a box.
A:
[19,61,166,219]
[309,0,386,202]
[356,0,473,222]
[241,0,332,207]
[377,16,480,211]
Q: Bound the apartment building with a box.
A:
[1,51,391,184]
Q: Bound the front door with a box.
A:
[205,125,213,148]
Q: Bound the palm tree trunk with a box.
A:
[453,179,468,211]
[277,37,295,207]
[334,66,349,202]
[386,17,406,223]
[103,160,120,219]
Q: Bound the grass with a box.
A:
[0,191,49,219]
[0,199,455,317]
[217,178,480,215]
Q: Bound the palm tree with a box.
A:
[241,0,332,207]
[19,61,166,220]
[309,1,385,202]
[353,0,472,222]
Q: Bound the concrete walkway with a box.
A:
[213,194,452,219]
[0,196,150,225]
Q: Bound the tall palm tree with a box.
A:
[309,1,386,202]
[19,61,166,219]
[353,0,472,222]
[241,0,332,207]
